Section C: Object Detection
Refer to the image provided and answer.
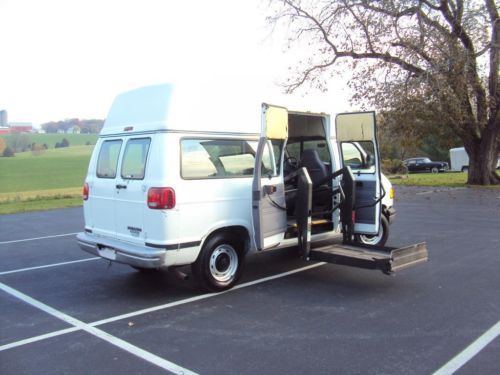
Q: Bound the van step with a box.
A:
[289,218,330,228]
[308,242,428,274]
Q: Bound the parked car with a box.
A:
[403,157,449,173]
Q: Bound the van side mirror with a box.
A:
[365,154,373,168]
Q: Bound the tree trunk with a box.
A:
[466,135,499,185]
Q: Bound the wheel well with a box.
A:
[382,205,390,220]
[202,226,250,255]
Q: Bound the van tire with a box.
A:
[191,234,244,292]
[355,215,389,247]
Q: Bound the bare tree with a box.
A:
[269,0,499,185]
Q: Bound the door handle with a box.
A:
[264,185,277,195]
[116,184,127,190]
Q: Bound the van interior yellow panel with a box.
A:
[336,112,375,141]
[265,106,288,139]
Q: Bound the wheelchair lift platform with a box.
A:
[308,240,428,275]
[293,166,428,275]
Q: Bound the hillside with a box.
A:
[1,133,98,149]
[0,145,94,193]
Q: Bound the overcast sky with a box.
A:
[0,0,351,126]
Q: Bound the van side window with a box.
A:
[181,139,274,179]
[121,138,151,180]
[96,140,122,179]
[271,140,283,175]
[341,141,376,173]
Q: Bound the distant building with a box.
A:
[0,126,9,135]
[67,125,81,134]
[0,110,7,127]
[8,122,33,133]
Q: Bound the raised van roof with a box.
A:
[100,81,329,136]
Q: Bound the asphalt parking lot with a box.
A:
[1,186,499,374]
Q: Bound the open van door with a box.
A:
[252,104,288,250]
[336,112,381,236]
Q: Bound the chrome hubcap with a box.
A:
[359,230,383,245]
[209,245,238,282]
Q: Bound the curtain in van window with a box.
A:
[96,140,122,178]
[121,138,151,180]
[181,139,275,179]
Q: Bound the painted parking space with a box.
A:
[456,335,500,375]
[0,330,168,375]
[0,235,95,273]
[0,207,82,243]
[0,187,499,374]
[0,292,71,346]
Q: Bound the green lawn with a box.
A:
[0,145,94,193]
[1,133,98,148]
[0,145,95,214]
[0,196,83,215]
[390,171,482,187]
[0,147,496,214]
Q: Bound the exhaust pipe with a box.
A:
[168,266,189,281]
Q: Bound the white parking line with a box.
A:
[433,320,500,375]
[0,281,198,375]
[0,262,326,352]
[0,232,79,245]
[0,327,80,351]
[91,262,326,326]
[0,258,100,276]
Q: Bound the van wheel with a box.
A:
[191,234,244,292]
[355,215,389,247]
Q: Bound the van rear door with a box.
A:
[90,138,123,238]
[252,104,288,250]
[336,112,381,235]
[114,137,152,245]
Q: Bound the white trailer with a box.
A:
[449,147,469,172]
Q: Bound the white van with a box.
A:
[450,147,500,172]
[77,84,426,291]
[449,147,469,172]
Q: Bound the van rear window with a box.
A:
[181,139,274,179]
[121,138,151,180]
[96,140,122,178]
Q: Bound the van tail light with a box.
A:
[147,187,175,209]
[389,187,395,199]
[83,183,89,201]
[351,210,356,224]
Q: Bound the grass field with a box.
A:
[389,171,500,188]
[0,146,93,193]
[1,133,98,148]
[389,172,468,187]
[0,146,93,213]
[1,145,497,214]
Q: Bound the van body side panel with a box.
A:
[141,133,180,247]
[83,141,101,231]
[176,173,253,246]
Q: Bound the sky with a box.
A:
[0,0,352,127]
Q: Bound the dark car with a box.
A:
[403,157,449,173]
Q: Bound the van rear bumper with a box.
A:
[77,232,167,268]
